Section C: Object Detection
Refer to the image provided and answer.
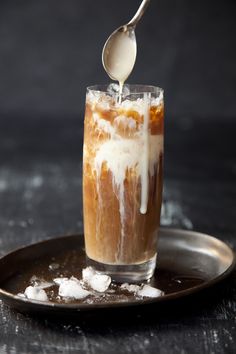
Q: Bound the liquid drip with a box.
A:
[118,81,124,104]
[140,93,150,214]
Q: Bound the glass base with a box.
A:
[86,254,157,283]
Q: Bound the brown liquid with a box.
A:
[83,94,164,265]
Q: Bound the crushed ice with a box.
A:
[24,286,48,301]
[82,266,111,292]
[87,84,163,110]
[58,278,91,300]
[107,83,130,97]
[107,83,120,95]
[120,283,140,293]
[120,283,164,298]
[137,284,164,298]
[17,267,164,303]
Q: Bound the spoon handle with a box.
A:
[128,0,151,28]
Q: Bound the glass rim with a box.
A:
[87,84,164,96]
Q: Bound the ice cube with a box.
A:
[24,286,48,302]
[58,279,91,299]
[120,98,144,115]
[89,274,111,292]
[107,83,120,95]
[82,267,111,292]
[114,115,137,130]
[137,285,164,298]
[107,83,130,98]
[82,267,96,283]
[121,84,130,97]
[120,283,140,293]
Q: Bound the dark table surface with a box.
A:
[0,113,235,354]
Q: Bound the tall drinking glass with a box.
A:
[83,84,164,282]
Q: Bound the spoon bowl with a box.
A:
[102,0,151,87]
[102,25,137,84]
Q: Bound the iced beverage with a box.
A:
[83,84,164,281]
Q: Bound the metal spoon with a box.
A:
[102,0,151,86]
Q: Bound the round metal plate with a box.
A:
[0,228,235,315]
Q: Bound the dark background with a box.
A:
[0,0,236,117]
[0,1,236,353]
